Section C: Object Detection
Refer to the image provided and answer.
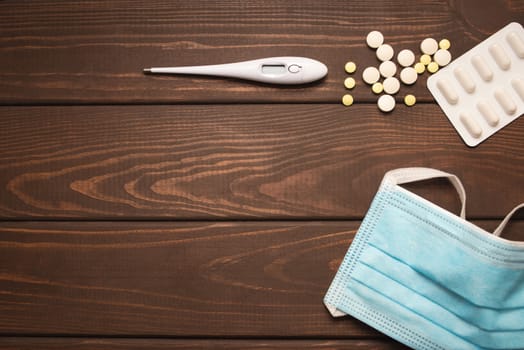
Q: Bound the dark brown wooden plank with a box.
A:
[1,221,521,337]
[0,221,371,337]
[1,105,523,219]
[0,338,410,349]
[0,0,521,104]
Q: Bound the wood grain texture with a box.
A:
[0,338,410,350]
[1,1,523,347]
[1,221,522,337]
[1,105,523,219]
[0,0,522,104]
[0,221,368,336]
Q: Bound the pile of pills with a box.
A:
[342,30,453,113]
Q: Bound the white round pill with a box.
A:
[397,49,415,67]
[362,66,380,84]
[376,44,394,61]
[420,38,439,55]
[400,67,418,85]
[379,60,397,78]
[378,94,396,113]
[383,76,400,94]
[433,49,452,67]
[366,30,384,49]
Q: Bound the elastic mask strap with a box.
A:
[493,203,524,237]
[383,167,466,219]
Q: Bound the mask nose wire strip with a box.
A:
[383,168,467,219]
[493,203,524,237]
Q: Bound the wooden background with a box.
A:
[0,1,523,348]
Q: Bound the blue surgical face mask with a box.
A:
[324,168,524,350]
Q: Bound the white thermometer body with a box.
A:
[143,57,328,85]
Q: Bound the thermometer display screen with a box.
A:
[261,64,286,75]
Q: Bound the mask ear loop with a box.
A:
[383,167,467,219]
[493,203,524,237]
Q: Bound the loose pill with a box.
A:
[367,31,384,49]
[439,39,451,50]
[378,94,396,112]
[434,49,452,67]
[453,66,476,94]
[376,44,394,61]
[383,77,400,94]
[460,113,482,138]
[372,82,384,94]
[404,94,416,106]
[345,61,357,74]
[420,54,432,65]
[397,49,415,67]
[342,94,354,106]
[471,55,493,82]
[400,67,417,85]
[427,61,439,73]
[506,31,524,58]
[512,78,524,101]
[344,77,356,89]
[488,44,511,70]
[477,101,500,127]
[414,62,425,74]
[362,66,380,84]
[421,38,439,55]
[436,78,459,105]
[379,60,397,78]
[494,88,517,115]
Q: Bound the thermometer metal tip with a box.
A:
[143,68,152,74]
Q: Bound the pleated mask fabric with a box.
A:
[324,167,524,350]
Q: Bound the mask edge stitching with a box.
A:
[391,188,524,254]
[341,294,445,350]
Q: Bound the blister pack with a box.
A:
[427,22,524,147]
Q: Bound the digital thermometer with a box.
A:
[143,56,328,85]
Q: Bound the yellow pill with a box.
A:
[342,94,354,106]
[427,61,440,73]
[344,77,356,89]
[414,62,425,74]
[439,39,451,50]
[404,94,416,106]
[345,61,357,74]
[372,82,384,94]
[420,54,432,65]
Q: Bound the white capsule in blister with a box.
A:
[436,78,459,105]
[471,55,494,82]
[512,78,524,101]
[477,101,500,127]
[453,66,476,94]
[460,113,482,138]
[506,31,524,58]
[426,22,524,147]
[494,88,517,115]
[489,44,511,70]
